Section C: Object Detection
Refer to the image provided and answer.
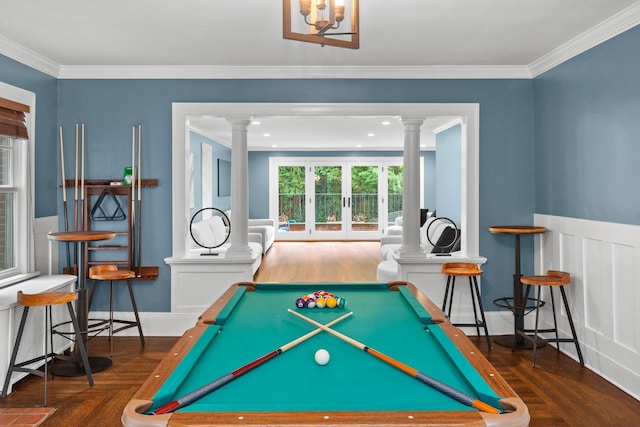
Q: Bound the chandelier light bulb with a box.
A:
[335,0,345,21]
[299,0,311,16]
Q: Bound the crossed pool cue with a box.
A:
[288,309,502,414]
[151,311,353,415]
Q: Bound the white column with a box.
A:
[398,117,425,259]
[225,117,252,259]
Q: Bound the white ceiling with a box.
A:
[189,115,455,151]
[2,0,639,150]
[2,1,639,73]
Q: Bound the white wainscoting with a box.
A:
[534,214,640,400]
[0,275,76,394]
[34,216,59,275]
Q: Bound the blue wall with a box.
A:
[423,151,436,210]
[66,78,534,311]
[5,21,639,314]
[189,131,231,217]
[534,25,640,225]
[3,59,537,312]
[435,124,462,226]
[0,55,58,218]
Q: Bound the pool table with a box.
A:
[122,282,529,426]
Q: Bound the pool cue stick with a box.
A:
[80,123,85,231]
[73,124,79,269]
[74,124,78,231]
[152,311,354,415]
[288,309,502,415]
[136,125,142,276]
[59,127,71,268]
[130,126,136,271]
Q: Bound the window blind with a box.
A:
[0,97,30,139]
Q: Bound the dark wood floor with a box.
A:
[1,241,639,426]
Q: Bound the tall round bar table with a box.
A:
[489,225,546,350]
[47,230,116,375]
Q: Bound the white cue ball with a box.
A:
[314,349,330,366]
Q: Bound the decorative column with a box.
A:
[225,116,252,259]
[398,117,425,259]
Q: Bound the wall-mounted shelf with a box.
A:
[63,179,158,280]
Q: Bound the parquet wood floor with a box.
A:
[0,242,638,426]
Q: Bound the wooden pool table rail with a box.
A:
[122,282,530,427]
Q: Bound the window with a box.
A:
[0,83,35,284]
[0,136,16,273]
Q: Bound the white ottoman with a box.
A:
[376,259,398,282]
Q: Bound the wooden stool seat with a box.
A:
[521,271,569,287]
[519,270,584,366]
[441,262,491,348]
[2,291,93,406]
[17,291,77,307]
[441,263,483,277]
[89,265,144,355]
[89,270,136,281]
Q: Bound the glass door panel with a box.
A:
[278,166,306,233]
[350,166,379,235]
[272,158,410,240]
[314,166,343,233]
[387,165,403,227]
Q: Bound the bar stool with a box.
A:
[1,291,94,406]
[520,270,584,367]
[88,265,144,355]
[441,262,491,348]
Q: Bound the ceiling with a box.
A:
[2,0,639,150]
[189,115,457,151]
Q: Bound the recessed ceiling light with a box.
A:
[356,144,363,148]
[271,144,278,148]
[252,120,261,125]
[367,133,375,137]
[381,121,391,126]
[263,133,271,137]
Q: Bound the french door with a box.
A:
[271,157,412,240]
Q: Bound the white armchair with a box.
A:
[248,218,276,254]
[385,216,403,235]
[377,217,459,282]
[224,211,275,254]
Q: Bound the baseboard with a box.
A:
[89,311,200,337]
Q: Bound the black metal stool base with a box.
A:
[493,334,546,349]
[493,296,546,349]
[51,356,112,377]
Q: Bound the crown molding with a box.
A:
[0,35,59,78]
[56,64,532,80]
[529,2,640,77]
[3,3,640,81]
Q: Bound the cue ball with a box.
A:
[314,349,330,365]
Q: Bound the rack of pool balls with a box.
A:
[295,290,346,309]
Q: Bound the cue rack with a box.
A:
[58,124,158,281]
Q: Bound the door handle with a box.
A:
[343,197,346,208]
[348,197,351,208]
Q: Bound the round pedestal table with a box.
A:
[489,225,546,350]
[47,231,116,375]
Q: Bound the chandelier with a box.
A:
[283,0,359,49]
